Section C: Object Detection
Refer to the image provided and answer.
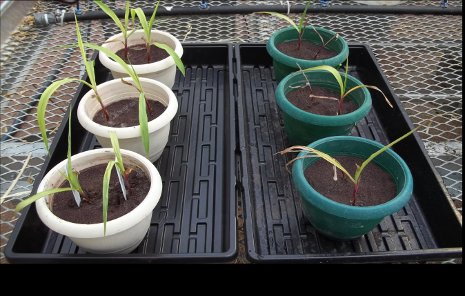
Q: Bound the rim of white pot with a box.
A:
[99,29,183,75]
[35,148,162,238]
[77,77,178,139]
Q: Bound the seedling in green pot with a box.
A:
[257,0,311,50]
[280,127,419,206]
[295,61,394,115]
[256,0,336,52]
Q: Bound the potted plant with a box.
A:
[279,127,418,240]
[39,16,180,162]
[76,70,178,162]
[16,113,162,254]
[275,64,393,145]
[257,0,349,81]
[96,0,184,88]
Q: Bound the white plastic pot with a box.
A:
[77,77,178,162]
[35,148,162,254]
[99,29,183,88]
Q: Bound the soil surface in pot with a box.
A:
[94,98,166,128]
[116,44,170,65]
[52,163,150,224]
[287,86,358,115]
[276,40,337,60]
[305,155,397,206]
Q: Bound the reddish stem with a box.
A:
[146,43,151,63]
[337,97,344,115]
[100,104,110,122]
[124,39,129,61]
[351,183,359,206]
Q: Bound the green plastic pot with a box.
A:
[267,26,349,82]
[292,136,414,240]
[276,70,372,145]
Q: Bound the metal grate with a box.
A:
[0,0,462,264]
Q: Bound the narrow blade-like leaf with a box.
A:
[342,85,394,108]
[354,127,420,182]
[301,65,344,98]
[280,145,356,184]
[154,42,185,76]
[15,187,73,212]
[343,58,349,94]
[66,111,83,194]
[103,160,116,235]
[95,0,125,33]
[256,12,298,32]
[298,0,311,33]
[138,93,150,156]
[84,43,138,83]
[109,131,125,173]
[85,60,97,88]
[124,0,130,32]
[148,0,160,33]
[134,8,149,39]
[75,15,87,65]
[38,78,79,152]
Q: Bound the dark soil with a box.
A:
[94,98,166,128]
[52,164,151,224]
[116,44,170,65]
[277,40,337,60]
[287,85,358,116]
[304,155,397,206]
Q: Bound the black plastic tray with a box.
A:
[236,44,462,263]
[5,44,236,263]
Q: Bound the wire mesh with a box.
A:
[0,0,462,264]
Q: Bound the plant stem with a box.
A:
[337,97,344,115]
[146,43,151,63]
[96,95,110,121]
[351,183,360,206]
[124,39,129,61]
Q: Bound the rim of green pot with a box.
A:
[267,25,349,68]
[292,136,414,220]
[276,70,372,126]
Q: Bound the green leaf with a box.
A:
[109,131,125,174]
[124,0,130,32]
[15,187,73,212]
[298,0,311,32]
[148,1,160,35]
[84,43,140,88]
[95,0,126,34]
[85,60,97,88]
[75,15,98,91]
[103,160,116,236]
[138,93,150,156]
[256,12,298,33]
[354,127,419,183]
[301,65,344,98]
[38,78,80,152]
[133,8,150,42]
[343,58,349,94]
[66,111,83,194]
[154,42,185,76]
[75,15,88,66]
